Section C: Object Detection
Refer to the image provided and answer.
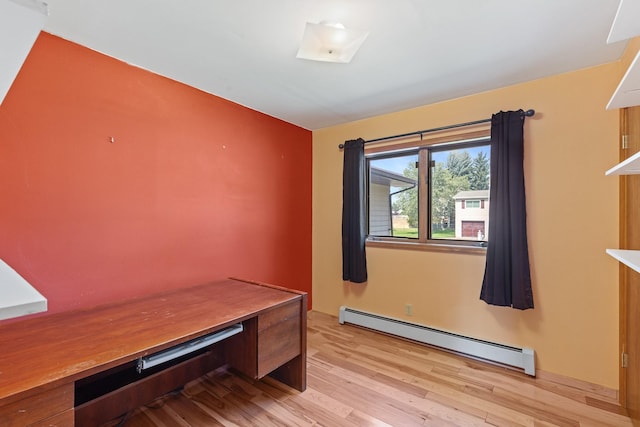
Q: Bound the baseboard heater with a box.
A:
[137,323,243,373]
[339,306,535,376]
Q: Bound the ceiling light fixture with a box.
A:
[296,21,369,64]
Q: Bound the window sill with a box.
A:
[366,238,487,255]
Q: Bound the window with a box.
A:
[366,136,490,246]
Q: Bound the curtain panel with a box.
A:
[480,110,534,310]
[342,138,368,283]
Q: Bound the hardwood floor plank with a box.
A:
[466,385,581,426]
[484,411,529,427]
[102,408,158,427]
[307,367,427,426]
[293,386,353,418]
[196,387,284,427]
[536,370,619,403]
[345,409,395,426]
[310,361,489,426]
[145,404,192,427]
[186,390,248,426]
[163,395,224,427]
[458,366,633,426]
[101,311,633,427]
[585,395,632,415]
[255,373,363,426]
[280,392,360,426]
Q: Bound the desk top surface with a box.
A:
[0,278,303,403]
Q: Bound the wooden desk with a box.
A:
[0,278,307,426]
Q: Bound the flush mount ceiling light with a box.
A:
[296,21,369,63]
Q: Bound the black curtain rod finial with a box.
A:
[523,109,535,117]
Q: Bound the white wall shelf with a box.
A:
[607,50,640,110]
[607,249,640,274]
[606,0,640,110]
[606,150,640,273]
[0,0,48,106]
[606,149,640,175]
[0,258,47,321]
[607,0,640,44]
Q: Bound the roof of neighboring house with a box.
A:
[370,167,416,189]
[453,190,489,200]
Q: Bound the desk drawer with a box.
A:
[257,301,301,378]
[0,384,73,427]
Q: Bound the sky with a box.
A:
[371,145,489,176]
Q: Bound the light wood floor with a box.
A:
[104,311,635,426]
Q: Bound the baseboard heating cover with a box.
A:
[339,306,535,376]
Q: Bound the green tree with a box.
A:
[469,151,490,190]
[393,148,485,234]
[392,162,418,228]
[446,151,472,178]
[431,163,469,230]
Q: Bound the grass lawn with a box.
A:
[392,228,456,238]
[432,228,455,238]
[393,228,418,238]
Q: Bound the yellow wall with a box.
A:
[621,37,640,69]
[312,63,621,389]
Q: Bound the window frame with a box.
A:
[364,127,490,254]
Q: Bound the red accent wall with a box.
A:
[0,33,312,315]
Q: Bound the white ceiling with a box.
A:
[42,0,627,130]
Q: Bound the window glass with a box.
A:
[430,143,490,242]
[368,153,418,238]
[366,138,490,246]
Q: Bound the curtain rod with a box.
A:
[338,109,535,149]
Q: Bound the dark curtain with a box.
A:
[480,110,534,310]
[342,138,368,283]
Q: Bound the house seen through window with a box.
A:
[367,137,490,245]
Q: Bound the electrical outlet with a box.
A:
[405,304,412,316]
